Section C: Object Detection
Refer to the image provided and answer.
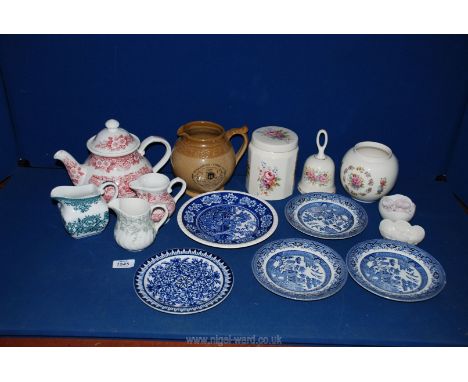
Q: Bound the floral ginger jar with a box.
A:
[340,141,398,203]
[246,126,299,200]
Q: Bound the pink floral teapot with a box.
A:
[54,119,171,201]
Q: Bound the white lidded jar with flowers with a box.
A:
[340,141,398,203]
[246,126,299,200]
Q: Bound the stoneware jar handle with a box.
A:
[138,136,172,173]
[151,204,169,234]
[316,129,328,160]
[98,181,119,202]
[168,177,187,203]
[225,125,249,165]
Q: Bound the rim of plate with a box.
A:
[346,239,447,302]
[251,238,348,301]
[177,190,279,249]
[284,192,368,239]
[134,248,234,315]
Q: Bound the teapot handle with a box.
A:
[150,204,169,233]
[138,136,172,173]
[98,181,119,202]
[225,126,249,165]
[168,177,187,203]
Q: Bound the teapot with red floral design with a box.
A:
[54,119,172,201]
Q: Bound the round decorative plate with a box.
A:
[284,192,368,239]
[346,239,446,302]
[134,248,234,314]
[177,190,278,248]
[252,238,347,301]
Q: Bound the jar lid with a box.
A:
[86,119,140,157]
[251,126,298,153]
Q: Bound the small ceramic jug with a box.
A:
[129,173,187,222]
[298,129,335,194]
[50,181,118,239]
[171,121,249,196]
[108,198,168,252]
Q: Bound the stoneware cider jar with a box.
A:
[340,141,398,203]
[246,126,298,200]
[171,121,249,196]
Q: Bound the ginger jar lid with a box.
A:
[251,126,298,153]
[86,119,140,157]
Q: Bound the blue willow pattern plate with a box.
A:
[177,190,278,248]
[346,239,446,302]
[134,248,233,314]
[252,238,347,301]
[284,192,368,239]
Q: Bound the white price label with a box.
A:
[112,259,135,269]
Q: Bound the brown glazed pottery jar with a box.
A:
[171,121,249,196]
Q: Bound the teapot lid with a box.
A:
[251,126,298,153]
[86,119,140,157]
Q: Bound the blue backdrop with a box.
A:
[0,35,467,185]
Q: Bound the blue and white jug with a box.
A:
[51,182,118,239]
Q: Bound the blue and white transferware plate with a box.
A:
[134,248,233,314]
[346,239,446,302]
[177,190,278,248]
[252,238,347,301]
[285,192,368,239]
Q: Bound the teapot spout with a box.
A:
[54,150,88,186]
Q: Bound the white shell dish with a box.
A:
[379,219,425,245]
[378,194,415,221]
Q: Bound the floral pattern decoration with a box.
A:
[304,166,330,186]
[95,134,134,151]
[261,128,290,141]
[90,166,153,201]
[57,196,99,213]
[88,152,142,173]
[64,212,109,238]
[342,165,374,198]
[377,178,387,195]
[257,162,280,195]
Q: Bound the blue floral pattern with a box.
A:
[64,211,109,238]
[178,191,278,248]
[134,249,233,314]
[252,239,347,301]
[56,196,100,213]
[285,192,367,239]
[346,239,446,302]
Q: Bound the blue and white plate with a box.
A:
[134,248,233,314]
[177,190,278,248]
[285,192,368,239]
[252,238,347,301]
[346,239,446,302]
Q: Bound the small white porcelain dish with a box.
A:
[379,219,425,245]
[378,194,415,221]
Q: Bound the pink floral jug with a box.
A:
[130,173,186,222]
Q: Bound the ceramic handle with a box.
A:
[168,177,187,203]
[151,204,169,234]
[98,181,119,202]
[225,126,249,165]
[316,129,328,159]
[138,136,172,173]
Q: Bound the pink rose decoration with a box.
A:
[264,171,275,181]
